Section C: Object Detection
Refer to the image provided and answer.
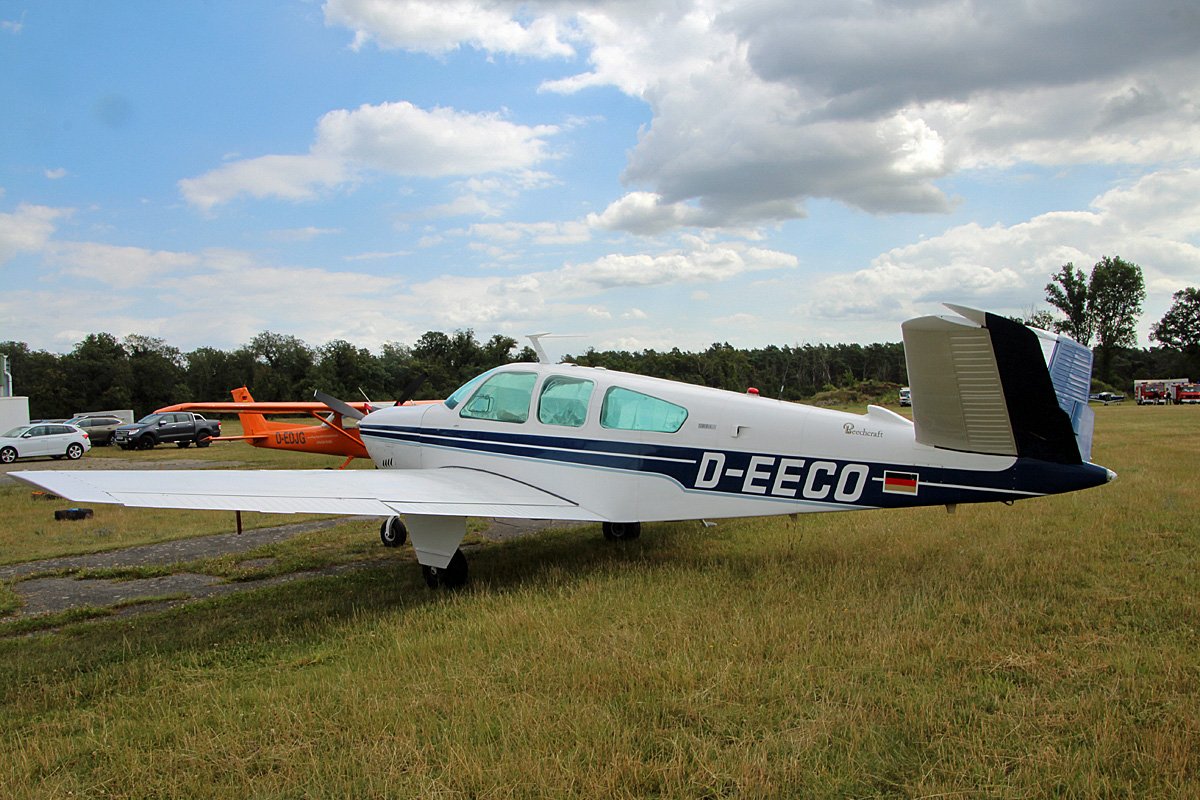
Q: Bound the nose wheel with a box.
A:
[380,516,408,547]
[422,549,468,589]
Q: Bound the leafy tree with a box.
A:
[1151,287,1200,375]
[308,339,386,400]
[1044,262,1093,345]
[1151,287,1200,350]
[124,334,187,414]
[0,341,69,419]
[246,332,314,400]
[61,333,133,416]
[1089,255,1145,381]
[184,346,258,401]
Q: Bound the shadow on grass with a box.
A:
[0,519,723,672]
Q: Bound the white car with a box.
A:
[0,423,91,464]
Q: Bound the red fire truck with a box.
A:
[1135,378,1190,404]
[1174,382,1200,405]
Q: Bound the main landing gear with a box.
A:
[421,549,468,590]
[602,521,641,541]
[380,515,468,590]
[383,515,641,590]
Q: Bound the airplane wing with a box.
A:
[155,400,441,414]
[156,400,376,415]
[10,467,607,521]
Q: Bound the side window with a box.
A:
[460,372,537,423]
[28,426,48,437]
[600,386,688,433]
[538,376,594,427]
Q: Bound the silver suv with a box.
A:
[65,415,124,446]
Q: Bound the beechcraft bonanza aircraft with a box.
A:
[15,306,1114,589]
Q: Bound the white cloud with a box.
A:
[343,250,410,261]
[181,102,558,210]
[314,102,557,176]
[371,235,796,332]
[314,1,1200,231]
[804,167,1200,344]
[179,154,348,211]
[470,220,591,245]
[1,11,24,35]
[403,0,1200,227]
[44,168,69,180]
[0,204,70,265]
[268,226,342,242]
[587,192,714,236]
[45,243,202,289]
[324,0,576,58]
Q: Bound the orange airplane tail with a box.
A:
[231,386,271,439]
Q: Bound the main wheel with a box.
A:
[602,521,642,541]
[65,443,84,460]
[0,447,16,464]
[196,434,211,448]
[421,549,468,589]
[137,436,155,450]
[380,516,408,547]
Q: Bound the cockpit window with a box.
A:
[538,376,594,427]
[459,371,537,423]
[445,368,500,410]
[600,386,688,433]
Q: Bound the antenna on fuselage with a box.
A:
[525,333,585,364]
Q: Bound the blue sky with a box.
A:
[3,1,1199,360]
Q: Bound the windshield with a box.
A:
[444,368,502,410]
[2,426,31,438]
[136,413,166,424]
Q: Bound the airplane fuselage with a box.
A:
[359,362,1111,525]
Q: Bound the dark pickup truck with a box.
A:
[112,412,221,450]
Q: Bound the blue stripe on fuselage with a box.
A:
[359,424,1108,509]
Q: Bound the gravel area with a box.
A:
[1,516,588,628]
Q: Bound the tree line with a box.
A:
[3,255,1197,420]
[1,329,909,420]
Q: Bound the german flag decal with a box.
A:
[883,471,919,495]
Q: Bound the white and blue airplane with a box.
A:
[14,306,1114,589]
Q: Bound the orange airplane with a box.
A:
[158,384,436,469]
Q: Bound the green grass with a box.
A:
[0,420,375,566]
[0,405,1197,797]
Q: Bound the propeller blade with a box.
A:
[313,390,365,421]
[396,375,427,406]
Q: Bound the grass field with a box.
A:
[0,419,375,566]
[1,404,1197,797]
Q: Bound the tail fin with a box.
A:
[902,305,1093,464]
[231,386,270,439]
